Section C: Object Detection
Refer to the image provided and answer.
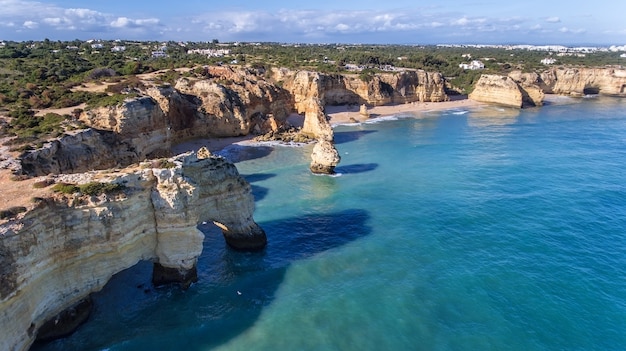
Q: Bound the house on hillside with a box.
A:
[459,60,484,70]
[541,57,557,65]
[152,50,167,58]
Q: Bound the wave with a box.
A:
[312,172,343,178]
[450,110,470,115]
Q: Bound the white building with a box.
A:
[152,51,167,58]
[187,48,230,57]
[91,43,103,49]
[459,60,485,70]
[111,46,126,52]
[541,57,557,65]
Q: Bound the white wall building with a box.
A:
[541,57,557,65]
[459,60,484,70]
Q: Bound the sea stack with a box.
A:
[359,104,370,118]
[310,139,341,174]
[300,98,341,174]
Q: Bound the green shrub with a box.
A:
[85,93,129,108]
[52,182,79,194]
[52,181,125,196]
[78,182,124,196]
[0,206,27,220]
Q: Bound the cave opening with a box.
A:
[583,86,600,95]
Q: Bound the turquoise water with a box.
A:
[35,96,626,351]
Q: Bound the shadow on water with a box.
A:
[335,163,378,174]
[217,145,273,163]
[333,130,377,144]
[242,173,276,183]
[242,173,275,201]
[34,209,371,351]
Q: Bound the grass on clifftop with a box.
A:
[52,182,125,196]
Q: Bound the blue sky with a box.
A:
[1,0,625,45]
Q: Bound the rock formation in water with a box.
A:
[310,139,341,174]
[0,65,451,348]
[14,67,448,177]
[540,67,626,96]
[0,151,265,351]
[470,67,626,108]
[304,98,341,174]
[469,74,543,108]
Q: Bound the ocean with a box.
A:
[34,96,626,351]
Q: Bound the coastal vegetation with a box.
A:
[1,39,624,147]
[51,181,125,196]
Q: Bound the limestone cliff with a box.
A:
[470,67,626,108]
[507,71,545,106]
[280,69,448,111]
[173,66,292,137]
[540,67,626,96]
[0,151,265,351]
[469,74,543,108]
[16,66,448,177]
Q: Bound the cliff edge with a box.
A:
[0,151,265,351]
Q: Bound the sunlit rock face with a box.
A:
[469,74,543,108]
[540,67,626,96]
[280,69,448,111]
[0,151,265,351]
[310,139,341,175]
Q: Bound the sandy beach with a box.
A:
[172,97,484,154]
[325,96,483,125]
[1,97,484,212]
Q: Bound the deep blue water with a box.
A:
[35,96,626,351]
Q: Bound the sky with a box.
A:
[1,0,625,45]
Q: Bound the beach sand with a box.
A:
[1,97,484,212]
[172,96,484,155]
[325,96,483,125]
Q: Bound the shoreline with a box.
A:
[172,97,486,155]
[0,98,485,211]
[325,97,484,125]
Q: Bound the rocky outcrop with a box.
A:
[302,98,341,174]
[540,67,626,96]
[280,69,448,110]
[470,67,626,108]
[310,140,341,174]
[17,66,449,177]
[0,151,265,351]
[507,71,545,106]
[469,74,543,108]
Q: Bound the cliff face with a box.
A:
[469,75,526,108]
[540,67,626,96]
[16,66,448,177]
[0,151,265,351]
[470,67,626,108]
[280,69,448,112]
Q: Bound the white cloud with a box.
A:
[111,17,160,28]
[23,20,38,29]
[0,1,615,44]
[1,0,162,38]
[559,27,586,34]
